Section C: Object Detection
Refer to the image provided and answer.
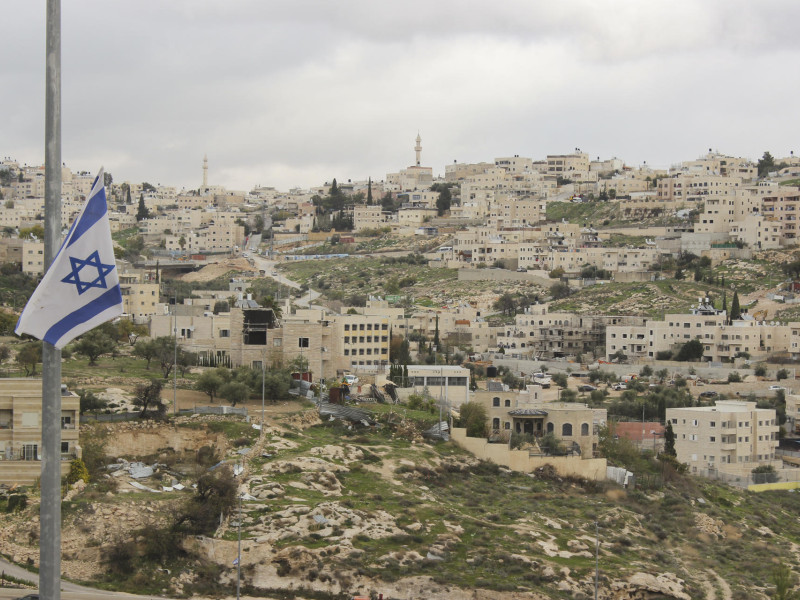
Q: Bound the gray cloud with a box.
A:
[3,0,800,191]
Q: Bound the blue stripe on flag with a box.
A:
[67,186,108,249]
[42,285,123,346]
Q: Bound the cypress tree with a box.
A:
[136,193,149,221]
[730,291,741,321]
[367,177,373,205]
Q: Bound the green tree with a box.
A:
[133,379,165,418]
[550,282,573,300]
[777,369,789,381]
[539,432,563,455]
[770,560,799,600]
[0,344,11,363]
[367,177,373,205]
[551,372,568,388]
[435,185,451,216]
[195,370,223,403]
[103,171,113,188]
[758,151,775,178]
[73,330,117,365]
[67,458,90,484]
[219,381,250,407]
[458,401,488,438]
[730,291,741,321]
[213,300,229,315]
[663,420,676,457]
[78,389,108,413]
[178,235,187,253]
[136,193,149,221]
[675,339,704,362]
[263,371,292,402]
[0,312,15,336]
[493,292,516,316]
[16,342,42,376]
[133,339,159,369]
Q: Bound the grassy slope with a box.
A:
[244,413,798,597]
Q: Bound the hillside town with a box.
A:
[1,140,800,599]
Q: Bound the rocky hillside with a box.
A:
[2,404,799,599]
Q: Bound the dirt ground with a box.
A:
[180,257,254,283]
[158,387,306,416]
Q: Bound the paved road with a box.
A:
[0,556,160,598]
[250,254,322,308]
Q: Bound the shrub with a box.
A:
[67,458,90,485]
[727,371,742,383]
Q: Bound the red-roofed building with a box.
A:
[611,421,665,453]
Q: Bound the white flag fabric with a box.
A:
[15,168,123,348]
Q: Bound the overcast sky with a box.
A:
[3,1,800,193]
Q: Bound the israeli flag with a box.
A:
[15,168,123,349]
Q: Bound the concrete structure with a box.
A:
[451,427,607,480]
[0,379,80,485]
[666,400,780,477]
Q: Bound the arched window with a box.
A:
[581,423,589,436]
[504,422,510,430]
[493,397,500,407]
[562,423,573,436]
[492,418,500,430]
[504,399,511,407]
[547,422,554,434]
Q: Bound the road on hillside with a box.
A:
[0,557,162,599]
[250,254,322,307]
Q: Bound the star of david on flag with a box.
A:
[15,168,123,348]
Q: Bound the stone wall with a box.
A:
[450,427,607,480]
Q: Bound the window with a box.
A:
[493,397,500,407]
[562,423,573,436]
[220,329,230,338]
[505,399,511,407]
[299,338,309,348]
[492,418,500,430]
[581,423,589,436]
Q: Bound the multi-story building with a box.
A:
[503,304,646,360]
[21,239,44,275]
[0,379,80,485]
[666,400,780,477]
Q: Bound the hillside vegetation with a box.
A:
[3,406,798,600]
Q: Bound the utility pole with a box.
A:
[42,2,62,598]
[173,289,178,416]
[595,521,599,600]
[236,493,242,600]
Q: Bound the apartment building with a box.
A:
[0,379,80,485]
[353,205,394,232]
[606,301,798,363]
[502,304,646,359]
[21,239,44,275]
[546,152,590,176]
[666,401,780,477]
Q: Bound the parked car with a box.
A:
[769,385,786,391]
[578,384,597,392]
[699,390,718,398]
[612,383,627,391]
[15,595,40,600]
[343,374,359,385]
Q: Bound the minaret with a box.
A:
[202,154,208,189]
[415,133,422,166]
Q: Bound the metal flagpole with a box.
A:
[42,2,62,599]
[173,289,178,416]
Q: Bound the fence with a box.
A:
[693,467,800,489]
[178,405,247,416]
[80,412,140,424]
